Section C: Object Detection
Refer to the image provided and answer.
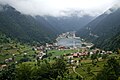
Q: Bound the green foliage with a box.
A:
[95,57,120,80]
[0,58,67,80]
[0,63,16,80]
[118,49,120,54]
[16,63,33,80]
[76,8,120,51]
[0,33,11,43]
[102,54,108,59]
[0,5,57,43]
[87,67,91,74]
[91,54,98,61]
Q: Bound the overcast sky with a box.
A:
[0,0,119,17]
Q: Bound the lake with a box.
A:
[57,37,81,48]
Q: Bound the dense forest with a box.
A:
[0,4,57,44]
[39,15,93,32]
[76,8,120,51]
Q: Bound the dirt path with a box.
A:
[73,66,84,80]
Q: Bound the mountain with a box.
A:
[76,8,120,51]
[101,32,120,50]
[37,15,94,32]
[35,16,60,34]
[0,4,57,43]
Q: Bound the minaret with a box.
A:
[73,32,76,38]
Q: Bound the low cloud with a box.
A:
[0,0,119,17]
[112,1,120,9]
[0,5,3,11]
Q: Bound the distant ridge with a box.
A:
[39,15,94,32]
[0,4,57,43]
[76,7,120,51]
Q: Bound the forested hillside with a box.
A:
[76,8,120,51]
[39,15,93,32]
[0,5,57,43]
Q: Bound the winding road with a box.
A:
[73,66,84,80]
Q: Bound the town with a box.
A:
[0,32,119,80]
[0,32,114,66]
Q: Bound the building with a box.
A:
[56,32,81,48]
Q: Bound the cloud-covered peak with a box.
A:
[0,0,118,17]
[104,1,120,14]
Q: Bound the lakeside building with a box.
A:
[56,32,81,48]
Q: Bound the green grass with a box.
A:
[47,49,79,63]
[74,60,107,80]
[1,43,120,80]
[47,50,120,80]
[0,43,36,63]
[48,49,78,57]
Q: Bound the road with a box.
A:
[73,66,84,80]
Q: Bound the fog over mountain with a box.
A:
[0,0,119,33]
[38,15,94,32]
[0,0,118,17]
[76,4,120,50]
[0,4,57,43]
[0,0,120,46]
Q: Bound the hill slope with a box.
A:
[39,15,94,32]
[76,8,120,50]
[0,5,57,43]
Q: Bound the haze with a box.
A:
[0,0,119,17]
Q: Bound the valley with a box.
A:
[0,1,120,80]
[0,31,120,80]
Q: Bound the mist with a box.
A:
[0,0,119,17]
